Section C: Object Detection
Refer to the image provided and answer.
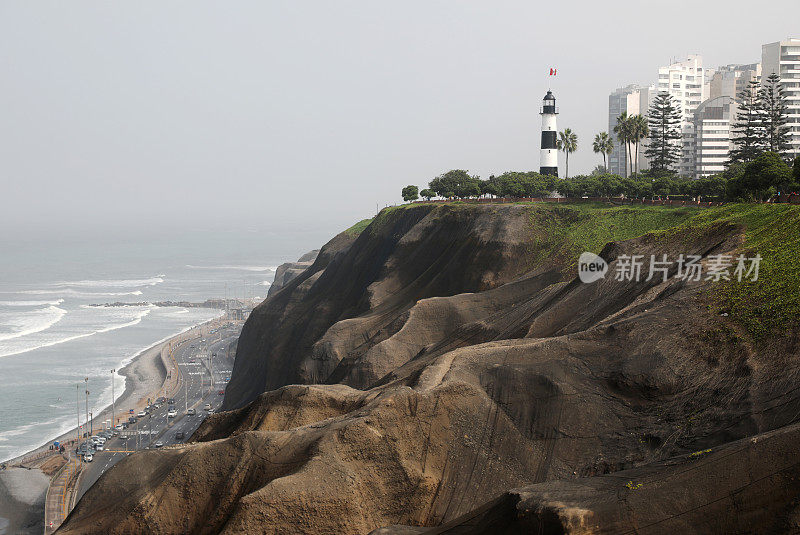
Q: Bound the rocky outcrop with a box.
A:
[266,250,319,297]
[57,204,800,534]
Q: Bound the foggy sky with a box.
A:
[1,1,798,235]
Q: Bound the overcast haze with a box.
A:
[1,1,798,236]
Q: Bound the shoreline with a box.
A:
[0,314,227,535]
[4,313,223,467]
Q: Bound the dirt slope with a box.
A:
[57,203,800,534]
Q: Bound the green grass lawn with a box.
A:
[668,204,800,341]
[525,203,702,270]
[352,201,800,341]
[343,218,374,237]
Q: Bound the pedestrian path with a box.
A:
[44,456,80,534]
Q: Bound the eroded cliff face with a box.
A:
[223,204,537,410]
[266,250,319,297]
[58,204,800,535]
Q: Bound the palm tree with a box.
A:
[556,128,578,178]
[613,112,633,178]
[592,132,614,173]
[629,114,649,176]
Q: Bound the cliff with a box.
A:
[57,203,800,534]
[266,250,319,297]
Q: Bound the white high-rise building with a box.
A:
[690,64,761,178]
[693,96,734,178]
[762,38,800,159]
[657,55,708,176]
[607,84,655,176]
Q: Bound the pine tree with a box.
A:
[759,73,791,157]
[645,92,682,175]
[729,80,763,164]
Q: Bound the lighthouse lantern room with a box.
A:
[539,90,559,177]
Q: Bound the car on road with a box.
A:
[175,431,185,440]
[153,402,161,409]
[154,441,163,448]
[168,398,175,405]
[128,417,137,424]
[187,408,195,416]
[218,390,224,395]
[137,410,147,418]
[84,453,93,462]
[115,423,125,430]
[95,443,104,451]
[204,403,212,411]
[167,409,178,418]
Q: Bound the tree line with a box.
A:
[402,154,799,202]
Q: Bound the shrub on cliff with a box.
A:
[429,170,481,199]
[728,151,793,201]
[401,185,419,202]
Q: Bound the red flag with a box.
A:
[550,68,557,76]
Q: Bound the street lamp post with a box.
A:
[76,384,81,445]
[111,369,116,429]
[84,377,89,438]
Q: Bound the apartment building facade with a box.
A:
[607,84,655,176]
[693,96,734,178]
[657,55,708,177]
[762,39,800,159]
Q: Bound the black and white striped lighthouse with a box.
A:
[539,90,559,177]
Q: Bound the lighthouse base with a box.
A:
[540,166,559,177]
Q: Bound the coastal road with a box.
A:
[74,325,240,502]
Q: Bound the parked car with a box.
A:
[175,431,185,440]
[167,409,178,418]
[204,403,212,411]
[84,453,93,462]
[154,441,163,448]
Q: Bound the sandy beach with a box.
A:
[0,317,222,535]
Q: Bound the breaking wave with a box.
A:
[19,289,144,298]
[0,306,67,342]
[0,307,152,359]
[0,299,65,307]
[186,264,277,272]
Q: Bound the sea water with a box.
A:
[0,224,327,462]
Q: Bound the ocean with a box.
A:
[0,224,328,463]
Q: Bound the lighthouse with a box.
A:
[539,90,559,177]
